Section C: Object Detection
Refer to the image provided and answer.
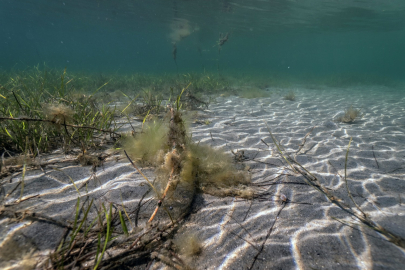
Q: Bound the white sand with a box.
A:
[1,85,405,269]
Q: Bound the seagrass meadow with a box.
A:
[1,1,405,269]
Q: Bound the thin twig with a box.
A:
[249,203,286,270]
[228,214,253,238]
[260,139,269,148]
[135,191,151,227]
[243,199,253,222]
[228,230,259,251]
[295,126,315,157]
[372,145,379,169]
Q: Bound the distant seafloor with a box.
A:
[1,84,405,269]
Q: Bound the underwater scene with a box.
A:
[1,0,405,269]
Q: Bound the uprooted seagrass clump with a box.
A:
[124,106,252,220]
[336,105,363,123]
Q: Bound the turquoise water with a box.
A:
[2,2,405,269]
[1,0,405,82]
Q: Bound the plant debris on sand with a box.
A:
[36,89,256,270]
[336,105,363,123]
[283,91,296,101]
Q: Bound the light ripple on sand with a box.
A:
[1,86,405,269]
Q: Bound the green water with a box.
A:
[1,0,405,84]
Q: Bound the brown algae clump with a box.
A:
[44,103,74,125]
[284,91,296,101]
[123,120,169,166]
[173,232,202,257]
[185,143,251,198]
[124,107,252,220]
[336,105,363,123]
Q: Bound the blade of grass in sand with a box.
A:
[176,82,191,111]
[142,109,151,129]
[91,81,109,96]
[94,203,112,270]
[71,197,81,242]
[70,198,94,248]
[56,237,64,254]
[121,193,134,230]
[119,210,128,236]
[94,233,101,266]
[121,94,139,114]
[84,209,105,238]
[4,127,13,139]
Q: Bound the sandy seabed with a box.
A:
[1,85,405,269]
